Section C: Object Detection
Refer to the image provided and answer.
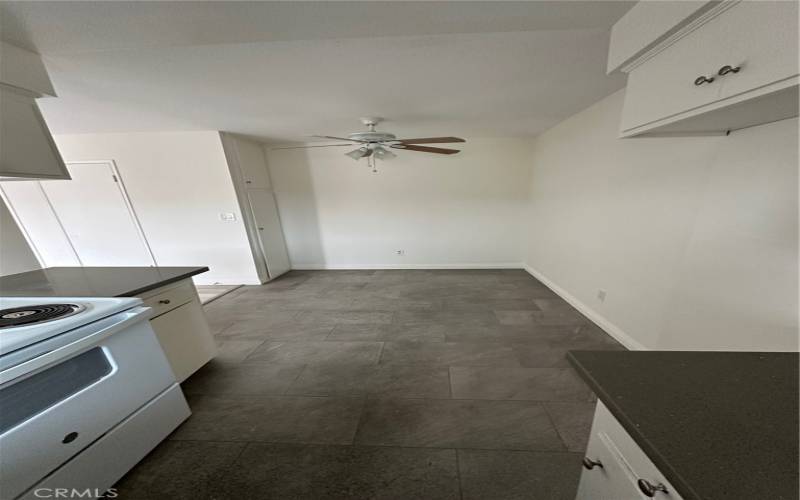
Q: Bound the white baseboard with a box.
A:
[291,262,525,270]
[523,264,646,351]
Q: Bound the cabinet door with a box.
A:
[237,138,272,189]
[716,1,799,99]
[577,428,646,500]
[149,300,217,382]
[620,9,730,132]
[0,88,69,179]
[578,402,684,500]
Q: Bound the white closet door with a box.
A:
[247,189,290,279]
[39,162,155,266]
[0,182,81,266]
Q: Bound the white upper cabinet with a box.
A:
[235,137,272,189]
[717,1,799,99]
[0,42,69,180]
[611,0,799,137]
[1,87,69,180]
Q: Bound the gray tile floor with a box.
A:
[113,269,624,499]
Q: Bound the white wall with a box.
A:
[524,89,798,351]
[265,138,532,269]
[42,132,260,284]
[0,196,41,276]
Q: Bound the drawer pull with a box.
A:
[717,64,741,76]
[581,457,603,470]
[694,75,715,86]
[637,479,669,497]
[62,432,79,444]
[158,299,171,305]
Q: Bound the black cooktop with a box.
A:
[0,304,84,329]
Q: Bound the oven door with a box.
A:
[0,307,177,499]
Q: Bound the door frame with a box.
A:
[45,160,158,267]
[220,132,270,283]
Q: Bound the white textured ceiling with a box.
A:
[0,1,633,142]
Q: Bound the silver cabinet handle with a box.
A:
[694,75,715,85]
[582,457,603,470]
[717,64,741,76]
[637,479,669,497]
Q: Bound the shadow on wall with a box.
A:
[268,148,326,269]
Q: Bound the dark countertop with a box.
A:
[0,266,209,297]
[568,350,799,500]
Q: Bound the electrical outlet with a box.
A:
[219,212,237,222]
[597,289,607,302]
[396,250,405,256]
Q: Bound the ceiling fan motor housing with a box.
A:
[347,131,397,143]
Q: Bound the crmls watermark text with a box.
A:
[33,488,118,498]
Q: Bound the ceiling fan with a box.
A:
[272,117,465,172]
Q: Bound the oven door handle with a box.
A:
[0,306,153,385]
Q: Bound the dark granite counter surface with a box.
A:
[0,266,209,297]
[568,350,799,500]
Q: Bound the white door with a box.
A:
[247,189,290,279]
[39,162,155,266]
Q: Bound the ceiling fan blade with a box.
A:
[271,143,354,150]
[312,135,364,142]
[396,137,466,144]
[392,144,460,155]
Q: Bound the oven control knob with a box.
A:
[62,432,79,444]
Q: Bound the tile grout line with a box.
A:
[376,341,386,365]
[455,449,465,500]
[238,337,270,363]
[446,366,454,398]
[282,363,310,396]
[322,324,338,341]
[349,396,370,447]
[215,440,253,484]
[168,437,581,455]
[179,390,595,404]
[540,402,571,453]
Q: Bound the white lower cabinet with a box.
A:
[576,402,683,500]
[139,279,217,382]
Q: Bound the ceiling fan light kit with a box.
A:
[272,116,465,173]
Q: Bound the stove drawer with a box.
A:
[21,384,190,499]
[0,313,176,499]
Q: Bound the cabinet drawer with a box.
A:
[577,402,683,500]
[141,281,195,318]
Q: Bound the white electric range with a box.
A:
[0,297,191,499]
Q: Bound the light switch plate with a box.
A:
[219,212,237,222]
